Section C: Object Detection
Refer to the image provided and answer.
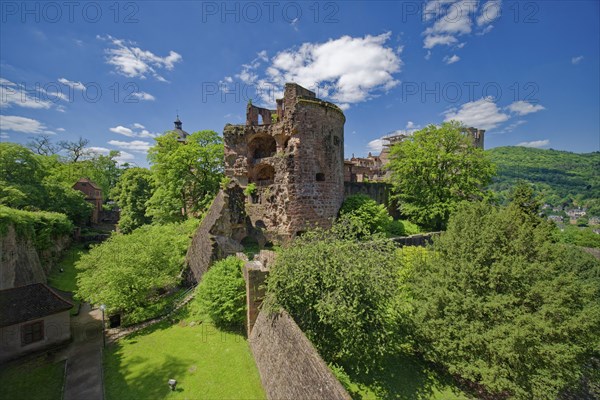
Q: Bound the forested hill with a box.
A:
[486,146,600,211]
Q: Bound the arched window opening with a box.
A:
[248,135,276,160]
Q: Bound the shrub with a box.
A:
[267,225,400,371]
[339,194,392,236]
[386,220,421,236]
[196,256,246,329]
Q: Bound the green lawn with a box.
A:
[48,244,87,315]
[48,244,86,293]
[103,308,266,400]
[332,352,470,400]
[0,357,65,400]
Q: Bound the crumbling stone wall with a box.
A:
[185,183,256,283]
[224,83,345,243]
[249,310,351,400]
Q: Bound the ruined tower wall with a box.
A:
[223,83,345,242]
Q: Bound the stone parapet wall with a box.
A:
[249,310,351,400]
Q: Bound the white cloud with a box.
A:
[1,78,54,109]
[477,0,502,26]
[444,97,509,130]
[498,120,526,133]
[0,115,49,134]
[89,146,136,163]
[476,25,495,35]
[507,100,545,116]
[367,138,385,153]
[0,133,9,139]
[571,56,584,65]
[516,139,549,148]
[110,123,158,138]
[235,32,402,105]
[443,54,461,64]
[56,127,66,132]
[107,140,152,153]
[422,1,478,49]
[423,34,459,49]
[406,121,417,129]
[110,125,135,137]
[98,35,182,81]
[131,91,155,101]
[422,0,500,49]
[58,78,86,90]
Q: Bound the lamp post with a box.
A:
[100,304,106,348]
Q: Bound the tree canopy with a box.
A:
[146,130,224,223]
[0,143,92,223]
[408,200,600,399]
[110,168,153,233]
[388,121,495,230]
[76,220,198,320]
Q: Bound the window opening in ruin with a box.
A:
[258,114,263,125]
[316,173,325,182]
[249,136,277,159]
[255,164,275,185]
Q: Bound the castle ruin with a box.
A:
[223,83,346,242]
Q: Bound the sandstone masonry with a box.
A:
[224,83,346,242]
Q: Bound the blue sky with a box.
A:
[1,0,598,166]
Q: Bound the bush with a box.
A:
[339,194,392,236]
[196,256,246,329]
[409,201,600,399]
[386,220,421,236]
[267,225,400,371]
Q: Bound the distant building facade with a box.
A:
[0,283,72,362]
[72,178,103,224]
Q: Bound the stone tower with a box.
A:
[223,83,345,242]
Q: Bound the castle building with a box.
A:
[223,83,345,241]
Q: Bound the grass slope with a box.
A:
[486,146,600,207]
[103,308,265,400]
[0,357,65,400]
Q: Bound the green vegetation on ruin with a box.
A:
[0,206,73,251]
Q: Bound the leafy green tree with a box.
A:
[267,225,400,371]
[0,143,91,223]
[111,168,153,233]
[76,220,198,320]
[146,131,223,223]
[195,256,246,329]
[408,201,600,399]
[509,181,541,218]
[388,121,496,230]
[557,225,600,248]
[338,194,392,236]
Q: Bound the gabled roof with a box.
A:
[74,178,101,190]
[0,283,73,327]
